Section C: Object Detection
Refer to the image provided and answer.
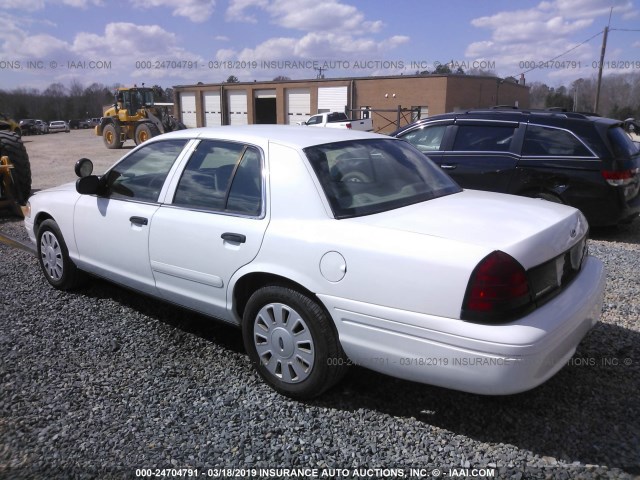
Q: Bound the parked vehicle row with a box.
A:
[18,118,98,135]
[24,125,605,399]
[392,108,640,227]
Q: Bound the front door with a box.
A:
[73,139,189,295]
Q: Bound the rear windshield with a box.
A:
[327,112,349,123]
[304,138,461,219]
[608,126,640,158]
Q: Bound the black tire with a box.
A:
[37,219,86,290]
[134,122,160,145]
[242,285,347,399]
[0,131,31,204]
[103,123,123,149]
[533,192,563,204]
[341,171,371,183]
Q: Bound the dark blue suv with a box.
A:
[392,109,640,227]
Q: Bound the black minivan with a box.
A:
[392,109,640,227]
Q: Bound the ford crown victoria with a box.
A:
[24,126,605,398]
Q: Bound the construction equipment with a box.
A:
[0,112,21,137]
[95,85,186,149]
[0,131,31,218]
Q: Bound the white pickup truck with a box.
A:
[299,112,373,131]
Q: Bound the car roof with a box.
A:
[393,108,623,135]
[155,125,386,150]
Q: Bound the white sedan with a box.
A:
[24,126,605,399]
[49,120,70,133]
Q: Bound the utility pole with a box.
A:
[593,26,608,114]
[314,67,326,79]
[593,7,613,114]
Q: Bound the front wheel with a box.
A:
[103,123,123,149]
[242,285,347,399]
[134,122,160,145]
[37,219,86,290]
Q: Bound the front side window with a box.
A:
[305,138,461,219]
[523,125,593,157]
[453,125,515,152]
[173,140,263,215]
[105,139,188,202]
[399,125,447,153]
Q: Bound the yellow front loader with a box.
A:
[95,85,186,149]
[0,131,31,218]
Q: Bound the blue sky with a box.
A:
[1,0,639,91]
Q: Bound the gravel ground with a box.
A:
[0,215,639,480]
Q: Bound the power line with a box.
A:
[517,30,604,77]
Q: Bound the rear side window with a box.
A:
[523,125,593,157]
[398,125,447,153]
[453,125,515,152]
[173,140,263,215]
[608,126,639,158]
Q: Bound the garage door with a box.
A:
[285,88,310,124]
[318,86,348,114]
[180,92,197,128]
[203,92,221,126]
[227,91,248,125]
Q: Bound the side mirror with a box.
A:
[76,175,101,195]
[75,158,94,178]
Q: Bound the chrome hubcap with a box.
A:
[40,231,63,280]
[253,302,315,383]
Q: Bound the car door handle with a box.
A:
[130,216,148,226]
[221,232,246,244]
[440,164,457,170]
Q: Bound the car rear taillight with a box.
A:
[602,168,638,186]
[461,251,533,323]
[345,123,352,129]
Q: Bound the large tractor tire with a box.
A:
[103,123,123,149]
[134,122,161,145]
[0,131,32,204]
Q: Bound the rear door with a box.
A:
[440,121,520,192]
[149,139,269,320]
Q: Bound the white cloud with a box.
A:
[232,31,408,63]
[0,0,102,10]
[221,0,405,74]
[466,0,639,80]
[130,0,216,22]
[60,0,103,7]
[0,12,69,58]
[227,0,384,32]
[72,22,200,60]
[226,0,268,23]
[267,0,381,32]
[0,0,45,9]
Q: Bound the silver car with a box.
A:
[49,120,70,133]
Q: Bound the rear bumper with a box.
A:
[320,256,605,395]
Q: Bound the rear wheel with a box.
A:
[134,122,160,145]
[242,285,347,399]
[37,219,87,290]
[0,131,31,204]
[103,123,123,149]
